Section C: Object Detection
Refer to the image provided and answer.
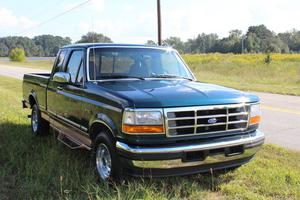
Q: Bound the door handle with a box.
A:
[57,86,63,90]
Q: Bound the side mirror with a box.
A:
[53,72,71,84]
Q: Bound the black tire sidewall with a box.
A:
[93,132,122,182]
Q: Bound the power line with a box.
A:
[17,0,92,35]
[29,0,66,21]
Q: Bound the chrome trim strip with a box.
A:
[116,130,264,155]
[55,114,89,134]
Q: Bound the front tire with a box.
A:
[93,132,122,182]
[31,104,49,135]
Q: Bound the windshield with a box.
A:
[88,47,194,80]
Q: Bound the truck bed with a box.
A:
[23,73,51,110]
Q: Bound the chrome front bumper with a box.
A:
[117,130,264,170]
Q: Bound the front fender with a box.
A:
[89,113,118,137]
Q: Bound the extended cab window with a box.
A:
[66,50,84,84]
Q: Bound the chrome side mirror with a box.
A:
[53,72,71,84]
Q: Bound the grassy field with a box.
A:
[183,53,300,96]
[1,75,300,199]
[1,53,300,95]
[0,60,53,70]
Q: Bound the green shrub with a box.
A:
[264,53,272,64]
[9,48,26,62]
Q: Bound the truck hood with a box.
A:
[97,80,259,108]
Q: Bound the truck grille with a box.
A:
[164,104,250,137]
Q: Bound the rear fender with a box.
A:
[28,92,39,108]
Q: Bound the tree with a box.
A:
[33,35,71,56]
[278,30,300,52]
[184,33,218,53]
[0,43,9,56]
[77,32,112,43]
[244,24,287,53]
[245,32,261,53]
[0,36,41,56]
[163,37,185,53]
[212,30,242,53]
[9,48,26,62]
[146,40,157,45]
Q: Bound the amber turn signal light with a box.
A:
[123,124,164,134]
[250,116,261,125]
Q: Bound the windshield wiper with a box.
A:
[149,74,193,81]
[99,75,145,80]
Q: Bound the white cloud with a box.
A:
[0,7,36,36]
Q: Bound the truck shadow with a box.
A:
[1,121,236,198]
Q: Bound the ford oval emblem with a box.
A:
[208,118,217,124]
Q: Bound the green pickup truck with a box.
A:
[22,43,264,181]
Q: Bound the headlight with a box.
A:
[249,103,261,125]
[122,109,164,134]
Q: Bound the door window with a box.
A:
[76,62,84,84]
[53,50,67,74]
[66,50,84,84]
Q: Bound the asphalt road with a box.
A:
[0,65,50,79]
[0,64,299,151]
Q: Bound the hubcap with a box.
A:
[32,108,38,132]
[96,143,112,180]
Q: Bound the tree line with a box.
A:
[1,24,300,57]
[153,25,300,54]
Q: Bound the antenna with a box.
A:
[91,18,96,80]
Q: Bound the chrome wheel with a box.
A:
[32,108,38,133]
[96,143,112,180]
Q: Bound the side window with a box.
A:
[66,50,84,84]
[76,62,84,84]
[53,50,67,74]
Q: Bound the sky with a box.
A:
[1,0,300,43]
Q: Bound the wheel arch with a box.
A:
[89,120,116,146]
[29,93,38,108]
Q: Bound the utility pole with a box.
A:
[157,0,162,45]
[241,35,245,54]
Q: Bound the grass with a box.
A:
[0,60,53,70]
[183,53,300,96]
[0,75,300,199]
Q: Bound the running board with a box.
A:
[57,132,91,150]
[50,124,91,151]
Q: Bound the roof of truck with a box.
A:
[62,43,170,49]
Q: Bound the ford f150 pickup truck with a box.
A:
[22,43,264,181]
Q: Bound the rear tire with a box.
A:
[93,132,122,183]
[31,104,49,135]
